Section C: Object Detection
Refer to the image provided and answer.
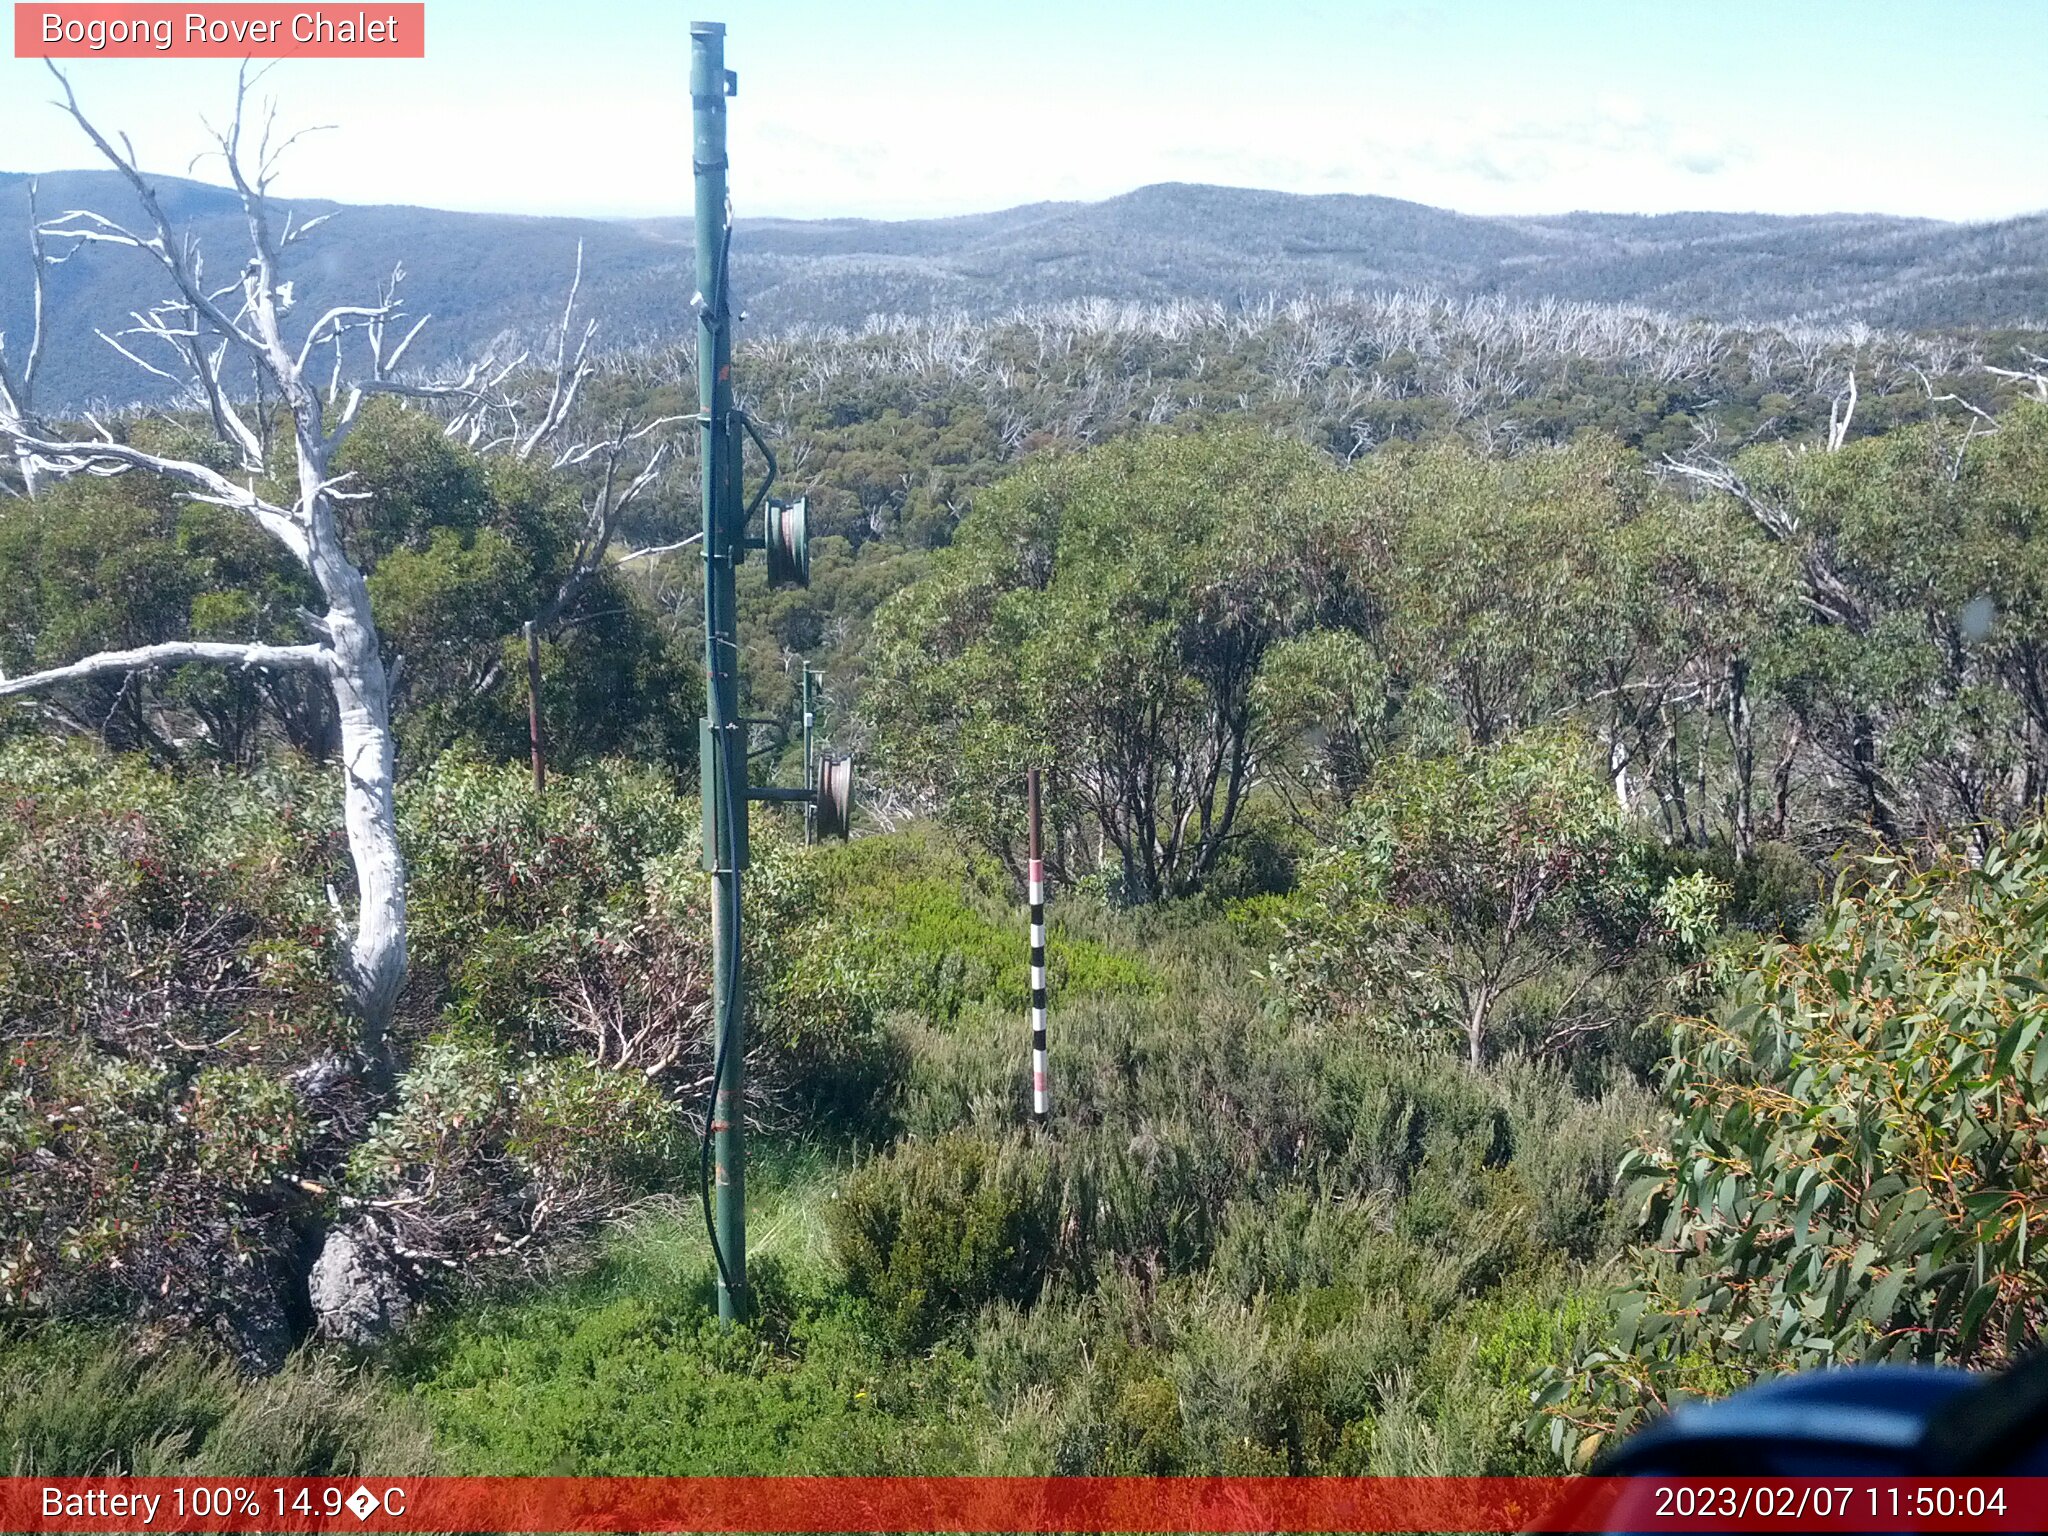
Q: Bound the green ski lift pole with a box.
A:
[692,21,845,1326]
[692,18,748,1325]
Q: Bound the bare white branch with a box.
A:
[613,532,704,566]
[0,640,329,700]
[516,240,595,460]
[1,423,311,563]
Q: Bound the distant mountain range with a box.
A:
[5,172,2047,410]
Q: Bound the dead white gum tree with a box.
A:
[0,65,429,1071]
[0,179,50,499]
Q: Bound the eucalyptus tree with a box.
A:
[1671,399,2048,844]
[1269,728,1668,1067]
[1379,441,1627,749]
[374,242,696,670]
[866,426,1370,900]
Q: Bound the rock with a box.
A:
[308,1222,409,1345]
[288,1053,355,1099]
[212,1289,292,1376]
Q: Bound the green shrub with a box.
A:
[1647,838,1821,940]
[398,1252,986,1474]
[0,743,894,1362]
[1269,729,1672,1065]
[740,838,897,1134]
[969,1252,1595,1476]
[403,756,895,1138]
[830,1133,1060,1348]
[812,830,1155,1022]
[1053,1116,1240,1283]
[0,741,349,1366]
[0,1330,431,1475]
[1539,820,2048,1464]
[401,754,693,964]
[345,1039,688,1278]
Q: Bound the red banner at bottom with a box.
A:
[6,1476,2046,1533]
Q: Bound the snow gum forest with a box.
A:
[10,73,2048,1480]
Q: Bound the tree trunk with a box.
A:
[1662,715,1691,844]
[300,428,407,1069]
[328,615,406,1069]
[1850,710,1901,844]
[1466,985,1492,1067]
[1606,732,1632,814]
[1769,718,1803,842]
[1724,656,1755,863]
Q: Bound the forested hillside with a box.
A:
[10,128,2048,1481]
[8,169,2048,408]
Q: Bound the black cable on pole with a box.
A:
[698,800,742,1309]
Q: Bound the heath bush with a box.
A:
[830,1132,1060,1349]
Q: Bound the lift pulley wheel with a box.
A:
[815,754,854,840]
[765,496,809,588]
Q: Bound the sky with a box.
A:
[1,0,2043,224]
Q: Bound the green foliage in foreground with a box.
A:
[0,735,1758,1477]
[832,1134,1060,1349]
[383,992,1643,1476]
[0,741,346,1361]
[1541,820,2048,1463]
[821,903,1654,1471]
[0,734,1699,1479]
[395,1248,986,1476]
[4,848,1649,1477]
[372,820,1655,1477]
[0,1330,431,1476]
[0,742,896,1366]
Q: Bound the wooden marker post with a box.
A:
[524,619,545,794]
[802,666,817,847]
[1027,767,1049,1126]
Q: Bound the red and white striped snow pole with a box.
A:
[1027,767,1049,1127]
